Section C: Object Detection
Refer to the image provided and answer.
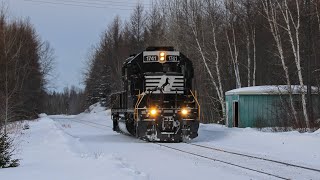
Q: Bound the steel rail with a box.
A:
[155,143,289,180]
[187,143,320,173]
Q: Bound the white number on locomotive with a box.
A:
[144,55,158,62]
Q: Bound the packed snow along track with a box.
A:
[50,116,266,180]
[56,115,320,180]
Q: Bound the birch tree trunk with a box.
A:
[5,59,8,134]
[278,0,309,128]
[226,28,241,88]
[191,25,226,120]
[207,0,226,120]
[212,25,226,120]
[315,1,320,34]
[261,0,299,125]
[187,1,226,120]
[246,31,251,87]
[225,0,241,88]
[252,28,257,86]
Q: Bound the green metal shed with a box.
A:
[225,86,320,128]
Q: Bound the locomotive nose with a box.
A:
[111,47,199,142]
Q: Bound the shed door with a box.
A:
[233,101,239,127]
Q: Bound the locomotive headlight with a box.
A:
[181,108,189,116]
[150,108,157,116]
[159,52,166,63]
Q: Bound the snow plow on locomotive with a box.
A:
[111,47,200,142]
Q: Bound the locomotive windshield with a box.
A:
[162,63,180,73]
[142,51,184,74]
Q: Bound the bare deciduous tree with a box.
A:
[277,0,309,128]
[225,0,242,88]
[261,0,299,125]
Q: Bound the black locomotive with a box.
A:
[111,47,200,142]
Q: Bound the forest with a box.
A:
[0,8,56,133]
[84,0,320,129]
[1,0,320,131]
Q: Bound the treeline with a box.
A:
[84,0,320,127]
[0,9,55,132]
[0,6,55,168]
[43,86,86,115]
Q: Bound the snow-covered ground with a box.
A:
[1,104,319,180]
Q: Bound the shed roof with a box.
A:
[225,85,320,95]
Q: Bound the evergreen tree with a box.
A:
[0,131,19,168]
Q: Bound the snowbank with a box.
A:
[47,103,106,119]
[88,103,106,113]
[0,115,147,180]
[38,113,47,118]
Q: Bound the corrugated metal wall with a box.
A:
[226,94,320,128]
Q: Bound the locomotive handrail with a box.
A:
[190,90,201,120]
[134,92,145,121]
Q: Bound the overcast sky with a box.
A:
[5,0,150,92]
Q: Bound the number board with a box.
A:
[143,55,158,63]
[166,55,179,62]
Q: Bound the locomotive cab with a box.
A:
[111,47,200,142]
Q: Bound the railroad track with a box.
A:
[155,143,289,179]
[157,142,320,180]
[186,143,320,173]
[53,117,112,130]
[55,117,320,179]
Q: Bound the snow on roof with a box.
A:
[225,85,320,95]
